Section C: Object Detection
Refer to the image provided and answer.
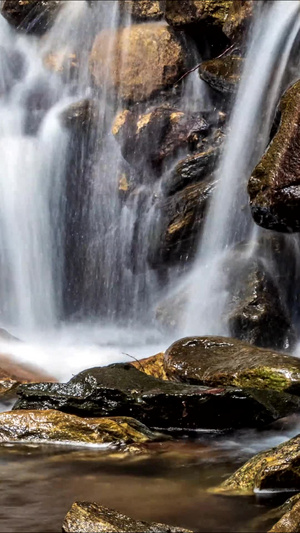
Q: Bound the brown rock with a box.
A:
[199,56,243,94]
[0,354,56,399]
[131,352,167,380]
[90,24,185,102]
[164,0,231,28]
[1,0,63,34]
[248,80,300,232]
[121,0,163,21]
[62,502,192,533]
[269,494,300,533]
[0,410,164,446]
[223,0,254,43]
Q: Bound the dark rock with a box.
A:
[164,0,231,29]
[148,178,216,268]
[60,99,98,132]
[199,56,243,94]
[155,289,188,332]
[222,0,254,43]
[13,363,300,433]
[62,502,192,533]
[0,409,164,446]
[112,106,209,173]
[214,433,300,494]
[0,47,25,96]
[248,80,300,232]
[1,0,63,35]
[164,336,300,393]
[269,494,300,533]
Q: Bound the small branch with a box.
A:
[122,352,145,373]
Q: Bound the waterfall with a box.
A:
[182,1,300,337]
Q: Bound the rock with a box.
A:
[62,502,192,533]
[0,409,164,446]
[1,0,63,34]
[0,354,56,399]
[60,99,98,132]
[90,24,185,103]
[0,328,20,343]
[148,178,216,268]
[13,363,300,433]
[214,433,300,494]
[226,255,295,350]
[155,290,188,332]
[113,105,209,172]
[43,51,79,81]
[248,80,300,232]
[269,494,300,533]
[131,352,167,380]
[164,0,231,28]
[199,56,243,94]
[121,0,163,21]
[222,0,254,43]
[164,336,300,393]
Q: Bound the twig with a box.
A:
[122,352,145,373]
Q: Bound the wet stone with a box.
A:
[1,0,63,34]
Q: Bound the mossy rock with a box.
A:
[165,0,231,28]
[0,409,164,446]
[248,80,300,232]
[131,352,168,380]
[121,0,163,21]
[1,0,63,34]
[214,434,300,494]
[62,502,192,533]
[13,363,300,433]
[222,0,253,43]
[199,56,243,94]
[164,336,300,393]
[269,494,300,532]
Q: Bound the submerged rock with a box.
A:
[164,336,300,393]
[62,502,192,533]
[269,494,300,533]
[248,80,300,232]
[0,409,163,446]
[165,0,231,29]
[13,363,300,432]
[215,434,300,494]
[131,352,167,380]
[90,24,185,103]
[199,56,243,94]
[1,0,63,34]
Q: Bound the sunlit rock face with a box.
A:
[223,0,254,43]
[248,80,300,232]
[1,0,63,34]
[89,24,186,103]
[120,0,163,21]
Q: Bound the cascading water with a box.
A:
[182,0,300,338]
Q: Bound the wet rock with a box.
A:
[60,99,98,132]
[148,178,216,267]
[0,328,20,343]
[248,80,300,232]
[0,354,56,399]
[164,336,300,393]
[0,47,25,97]
[90,24,185,103]
[223,0,254,43]
[131,352,167,380]
[13,363,300,433]
[226,256,295,350]
[215,433,300,494]
[1,0,63,34]
[164,0,231,29]
[269,494,300,533]
[199,56,243,94]
[62,502,192,533]
[113,105,209,172]
[0,409,164,446]
[155,290,188,332]
[121,0,163,21]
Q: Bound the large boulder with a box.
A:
[131,352,167,380]
[1,0,63,34]
[269,494,300,533]
[13,363,300,432]
[248,80,300,232]
[164,336,300,393]
[0,409,164,446]
[214,433,300,494]
[199,56,243,94]
[164,0,231,28]
[112,105,209,172]
[62,502,192,533]
[90,24,185,103]
[222,0,253,43]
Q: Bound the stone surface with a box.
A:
[60,99,98,132]
[1,0,63,34]
[222,0,253,43]
[164,336,300,393]
[62,502,192,533]
[155,290,188,332]
[112,106,209,172]
[131,352,167,380]
[13,363,300,433]
[199,56,243,94]
[248,80,300,232]
[215,434,300,494]
[0,409,164,446]
[148,178,216,268]
[269,494,300,533]
[0,354,56,399]
[90,24,185,102]
[121,0,163,21]
[165,0,231,28]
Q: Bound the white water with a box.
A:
[183,1,300,337]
